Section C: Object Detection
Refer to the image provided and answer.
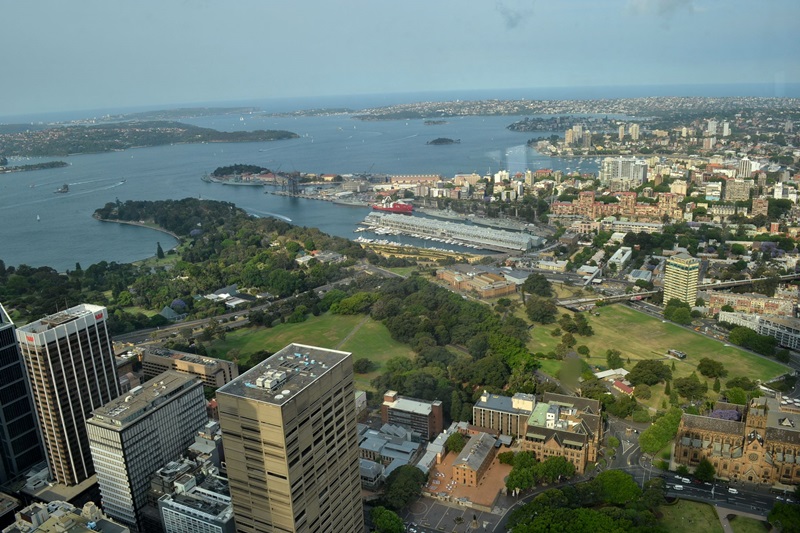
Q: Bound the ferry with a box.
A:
[371,197,413,214]
[54,184,69,193]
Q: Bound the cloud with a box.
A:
[495,1,534,30]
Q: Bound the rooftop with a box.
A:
[161,493,231,521]
[17,304,105,335]
[89,371,199,428]
[384,396,435,416]
[453,432,496,472]
[216,343,350,406]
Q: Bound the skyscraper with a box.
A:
[663,253,701,306]
[15,304,120,486]
[87,371,207,531]
[629,123,640,141]
[0,304,43,485]
[217,343,363,533]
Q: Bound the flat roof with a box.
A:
[89,371,198,428]
[475,394,515,413]
[385,397,433,416]
[216,343,350,406]
[17,304,105,334]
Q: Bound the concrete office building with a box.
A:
[663,253,701,306]
[472,392,535,438]
[381,391,443,441]
[87,372,207,531]
[0,304,43,485]
[216,344,363,533]
[15,304,120,486]
[142,348,238,388]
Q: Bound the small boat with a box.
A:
[54,184,69,193]
[36,215,40,221]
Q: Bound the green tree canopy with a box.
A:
[371,507,405,533]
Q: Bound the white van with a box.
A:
[673,484,684,490]
[728,488,739,494]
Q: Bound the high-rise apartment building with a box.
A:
[663,253,701,306]
[599,156,648,185]
[217,343,363,533]
[0,304,43,485]
[629,123,640,141]
[87,371,207,531]
[618,124,625,141]
[15,304,120,486]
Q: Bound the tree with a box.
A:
[694,457,716,482]
[156,241,165,259]
[383,465,427,510]
[577,345,590,356]
[606,349,624,369]
[638,407,683,454]
[713,377,721,392]
[627,360,671,386]
[353,357,376,374]
[525,295,558,324]
[445,432,466,454]
[634,384,652,400]
[523,273,553,297]
[371,507,405,533]
[608,436,620,449]
[768,501,800,533]
[697,357,727,378]
[664,380,671,395]
[673,373,708,400]
[592,470,642,505]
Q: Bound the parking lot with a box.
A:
[402,496,501,532]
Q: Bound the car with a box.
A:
[728,488,739,494]
[673,484,684,490]
[681,477,691,484]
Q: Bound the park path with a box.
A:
[715,505,769,533]
[335,315,370,350]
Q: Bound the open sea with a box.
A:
[1,84,796,271]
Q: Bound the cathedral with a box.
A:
[675,396,800,486]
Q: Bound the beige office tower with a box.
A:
[15,304,120,486]
[663,252,701,306]
[217,343,363,533]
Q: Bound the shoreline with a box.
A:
[93,216,182,251]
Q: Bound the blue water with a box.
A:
[2,84,794,271]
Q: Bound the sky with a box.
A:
[1,0,798,117]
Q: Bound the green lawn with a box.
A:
[529,304,790,410]
[658,500,723,533]
[728,515,770,533]
[206,313,415,391]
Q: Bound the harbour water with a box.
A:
[1,108,604,271]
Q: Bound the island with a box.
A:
[426,137,460,145]
[0,121,299,157]
[0,160,69,174]
[423,119,448,125]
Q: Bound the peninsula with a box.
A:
[0,160,68,174]
[0,121,299,157]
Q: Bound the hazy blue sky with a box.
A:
[1,0,798,117]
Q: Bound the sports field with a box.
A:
[207,313,415,390]
[529,304,790,409]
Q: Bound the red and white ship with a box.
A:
[371,197,413,214]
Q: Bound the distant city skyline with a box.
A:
[1,0,798,117]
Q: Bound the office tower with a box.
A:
[15,304,120,486]
[629,123,640,141]
[663,252,700,306]
[0,304,43,485]
[217,343,362,533]
[87,371,207,531]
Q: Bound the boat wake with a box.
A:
[245,208,292,222]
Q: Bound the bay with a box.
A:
[0,113,599,272]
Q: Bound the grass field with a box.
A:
[658,500,723,533]
[206,313,415,391]
[529,304,790,410]
[728,515,770,533]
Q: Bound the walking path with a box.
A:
[715,506,768,532]
[335,315,370,349]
